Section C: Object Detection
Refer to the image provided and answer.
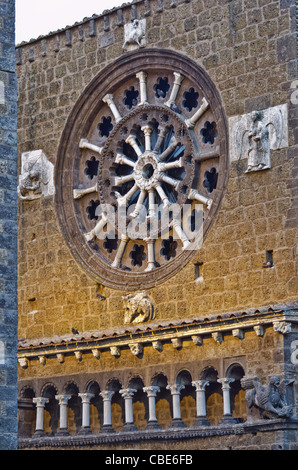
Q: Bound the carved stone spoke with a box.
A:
[103,93,122,123]
[79,138,103,155]
[185,97,209,129]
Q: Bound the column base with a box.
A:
[121,423,138,433]
[193,416,210,427]
[169,418,186,429]
[56,428,70,436]
[33,430,46,438]
[146,420,161,430]
[78,426,93,435]
[219,414,239,425]
[101,424,115,434]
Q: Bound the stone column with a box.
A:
[120,388,137,432]
[143,386,161,429]
[185,97,209,129]
[218,378,237,424]
[33,397,49,436]
[103,93,122,123]
[78,393,94,434]
[100,390,115,433]
[165,72,184,108]
[192,380,210,426]
[136,71,148,105]
[55,394,71,435]
[167,384,186,428]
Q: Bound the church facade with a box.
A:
[16,0,298,450]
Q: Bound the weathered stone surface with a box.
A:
[15,0,298,451]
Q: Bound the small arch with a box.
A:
[201,367,223,426]
[86,380,102,434]
[42,384,59,435]
[128,376,148,430]
[176,370,196,428]
[108,379,124,433]
[152,373,172,430]
[226,364,246,422]
[64,382,81,435]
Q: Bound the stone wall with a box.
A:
[15,0,298,450]
[0,0,18,451]
[16,0,297,340]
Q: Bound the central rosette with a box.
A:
[98,105,196,236]
[134,153,159,191]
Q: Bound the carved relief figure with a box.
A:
[123,19,146,52]
[123,291,155,324]
[233,105,286,173]
[241,376,293,419]
[247,110,269,171]
[19,152,43,198]
[18,150,54,200]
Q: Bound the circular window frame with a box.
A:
[55,49,229,291]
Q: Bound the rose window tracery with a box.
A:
[56,50,228,290]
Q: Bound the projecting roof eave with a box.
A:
[17,302,298,367]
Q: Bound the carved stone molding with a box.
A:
[17,304,298,368]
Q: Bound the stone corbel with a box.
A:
[18,357,29,369]
[192,335,203,346]
[92,349,100,359]
[254,325,265,337]
[171,338,182,349]
[38,355,46,366]
[152,340,163,352]
[74,351,82,362]
[212,332,223,344]
[232,328,244,340]
[57,353,64,363]
[110,346,121,357]
[129,343,143,356]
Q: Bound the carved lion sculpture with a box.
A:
[123,291,155,325]
[241,376,293,419]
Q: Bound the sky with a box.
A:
[16,0,123,44]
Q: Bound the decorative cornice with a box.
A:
[17,303,298,368]
[17,418,298,449]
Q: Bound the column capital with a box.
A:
[120,388,137,399]
[78,393,94,403]
[100,390,115,401]
[143,386,160,397]
[167,384,185,395]
[141,124,153,134]
[102,93,114,105]
[192,380,210,391]
[136,70,147,80]
[55,394,71,405]
[33,397,49,407]
[218,378,235,390]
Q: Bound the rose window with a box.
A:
[56,50,228,290]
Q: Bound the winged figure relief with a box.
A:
[235,107,284,173]
[241,376,293,419]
